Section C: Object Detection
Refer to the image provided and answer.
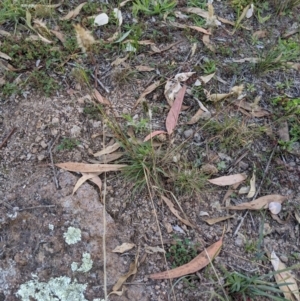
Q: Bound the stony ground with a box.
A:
[0,1,300,300]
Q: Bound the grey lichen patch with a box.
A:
[16,276,88,301]
[63,226,81,245]
[72,253,93,273]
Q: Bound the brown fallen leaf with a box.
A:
[200,72,215,84]
[55,162,127,173]
[135,65,155,72]
[202,34,215,52]
[73,172,102,195]
[149,237,222,279]
[166,85,187,135]
[134,81,161,107]
[112,242,136,253]
[208,174,247,186]
[0,51,12,60]
[203,215,234,225]
[89,152,124,164]
[89,175,102,192]
[246,168,256,198]
[92,88,111,106]
[112,247,139,292]
[187,109,206,124]
[111,55,129,66]
[145,245,166,254]
[233,99,271,117]
[253,30,267,39]
[144,130,167,142]
[181,7,209,19]
[60,2,87,20]
[50,29,66,44]
[93,142,120,157]
[270,251,300,301]
[161,195,194,228]
[0,30,11,36]
[189,25,210,35]
[226,195,287,210]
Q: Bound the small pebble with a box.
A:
[183,129,194,139]
[280,255,288,263]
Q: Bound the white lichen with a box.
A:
[16,276,88,301]
[48,224,54,231]
[71,262,79,272]
[63,227,81,245]
[77,253,93,273]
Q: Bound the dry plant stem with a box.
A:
[0,127,17,149]
[48,134,61,190]
[91,73,110,94]
[204,248,230,301]
[102,132,108,300]
[233,144,277,236]
[143,168,176,301]
[18,205,56,211]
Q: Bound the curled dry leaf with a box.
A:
[270,251,300,301]
[161,195,194,228]
[112,243,135,253]
[202,34,215,52]
[93,142,120,157]
[253,30,267,38]
[89,175,102,192]
[55,162,127,173]
[145,245,166,254]
[92,88,111,106]
[0,52,11,61]
[187,109,211,124]
[90,152,124,164]
[203,215,235,225]
[166,85,187,135]
[233,99,271,117]
[200,72,215,84]
[149,237,222,279]
[144,130,167,142]
[73,172,101,195]
[226,195,287,211]
[295,212,300,224]
[112,248,139,292]
[111,55,128,66]
[246,169,256,198]
[120,0,132,7]
[135,65,155,72]
[50,30,66,44]
[60,2,87,20]
[208,174,247,186]
[134,81,161,107]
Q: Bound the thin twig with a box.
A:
[48,134,61,190]
[0,127,17,150]
[18,205,56,211]
[91,73,110,94]
[233,144,277,236]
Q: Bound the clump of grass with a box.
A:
[132,0,176,17]
[253,39,300,74]
[202,117,265,152]
[167,237,200,268]
[223,269,294,301]
[57,138,80,151]
[272,0,300,13]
